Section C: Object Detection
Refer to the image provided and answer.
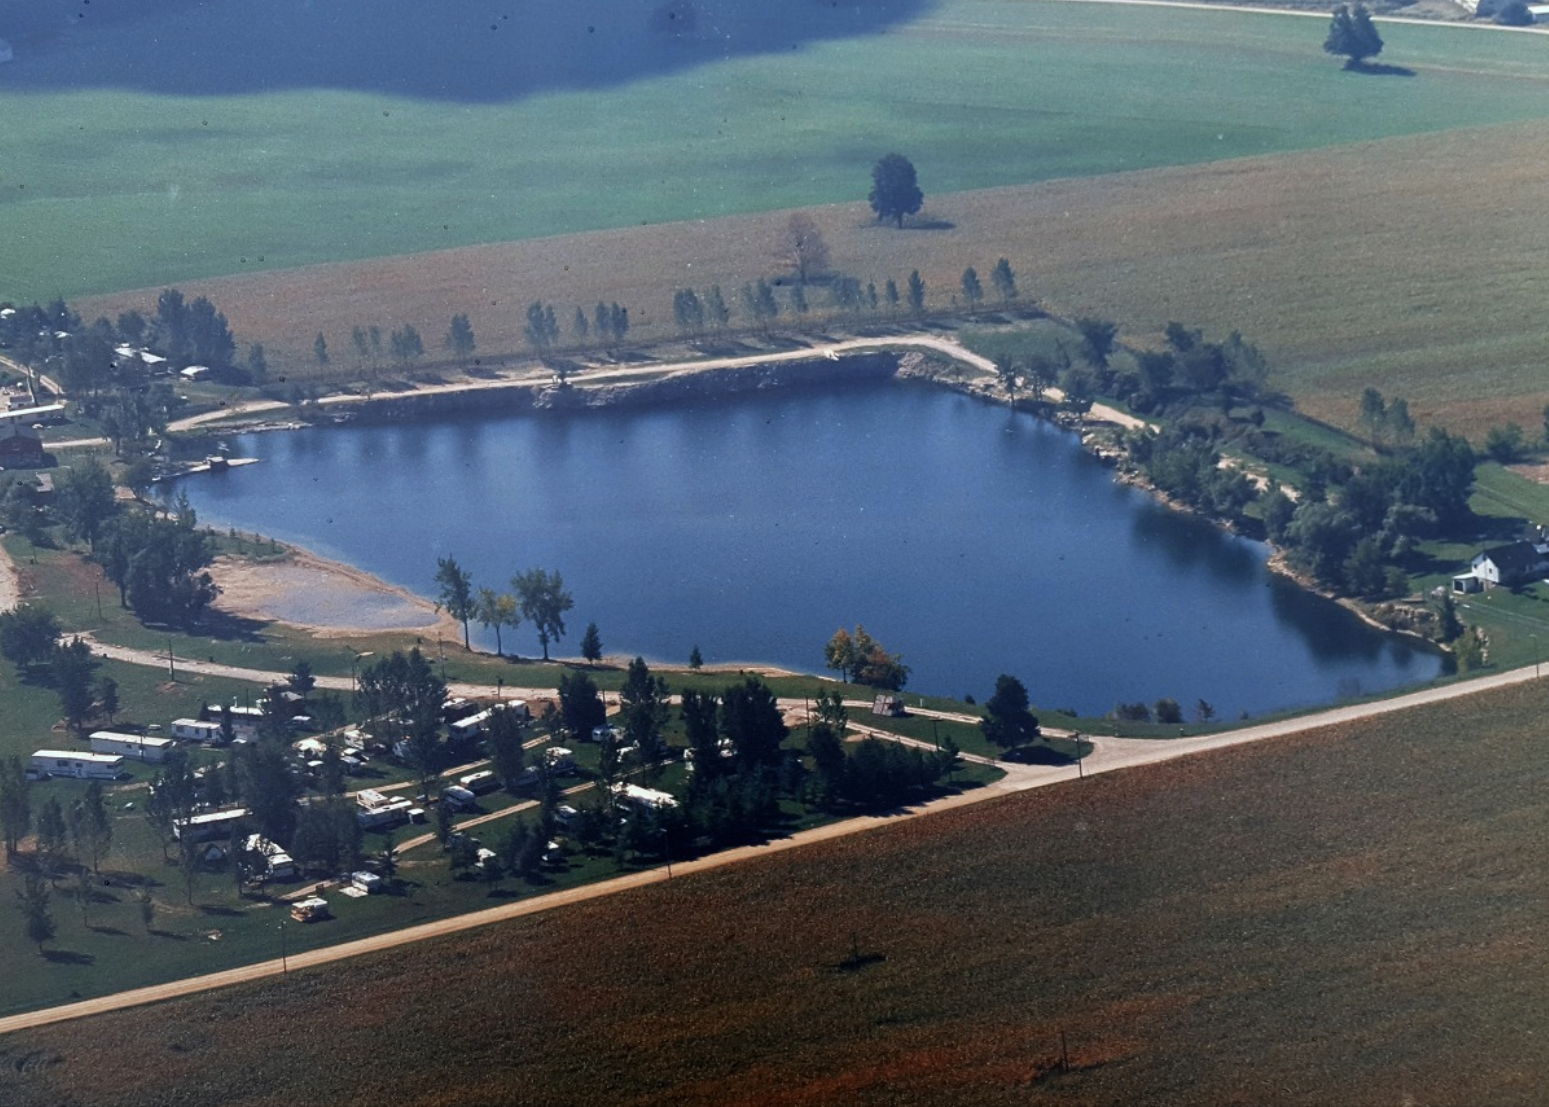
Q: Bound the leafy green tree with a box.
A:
[704,286,731,331]
[1486,423,1526,464]
[55,457,117,552]
[996,359,1019,407]
[778,212,830,284]
[524,302,560,351]
[313,332,329,366]
[0,757,31,860]
[445,314,476,358]
[16,873,54,953]
[960,267,984,312]
[54,637,97,735]
[435,556,476,650]
[885,278,900,314]
[512,568,574,660]
[869,153,924,228]
[572,306,590,343]
[246,342,268,383]
[681,689,725,783]
[720,677,788,769]
[68,781,113,875]
[1454,625,1487,672]
[980,674,1040,752]
[907,270,926,318]
[351,326,370,361]
[0,605,61,671]
[990,258,1018,305]
[487,705,526,790]
[689,644,703,671]
[389,325,424,364]
[672,289,705,336]
[557,670,606,742]
[35,795,68,878]
[1076,317,1118,368]
[475,587,519,656]
[824,627,859,682]
[287,659,316,698]
[789,283,809,320]
[581,622,603,666]
[619,656,671,766]
[1324,4,1383,69]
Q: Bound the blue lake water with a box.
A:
[177,380,1443,718]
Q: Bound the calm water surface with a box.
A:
[180,381,1442,718]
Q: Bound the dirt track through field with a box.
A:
[0,630,1536,1038]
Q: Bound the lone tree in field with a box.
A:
[1324,4,1383,69]
[869,153,924,228]
[777,213,831,284]
[434,556,476,649]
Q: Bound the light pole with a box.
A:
[1533,634,1540,680]
[279,916,288,976]
[166,637,175,682]
[1074,732,1084,780]
[348,648,373,695]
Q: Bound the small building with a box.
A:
[29,750,124,781]
[179,365,211,382]
[872,694,906,718]
[351,871,384,894]
[0,420,44,468]
[243,833,297,881]
[290,896,331,922]
[90,730,174,763]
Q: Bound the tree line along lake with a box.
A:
[175,379,1442,719]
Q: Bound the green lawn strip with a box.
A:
[11,4,1549,301]
[1470,460,1549,525]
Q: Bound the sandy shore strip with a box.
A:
[209,548,461,640]
[0,539,19,612]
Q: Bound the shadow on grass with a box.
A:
[199,904,243,917]
[1003,744,1079,767]
[87,925,128,936]
[1345,61,1416,78]
[42,949,96,965]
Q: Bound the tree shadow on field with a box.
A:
[41,949,95,965]
[0,0,935,103]
[1345,61,1416,78]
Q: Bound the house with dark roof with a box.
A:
[1454,540,1549,593]
[0,420,43,468]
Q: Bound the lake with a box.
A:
[177,380,1443,718]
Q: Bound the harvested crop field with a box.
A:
[79,118,1549,440]
[7,677,1549,1105]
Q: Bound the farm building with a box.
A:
[1455,540,1549,592]
[0,420,44,468]
[90,730,174,762]
[29,750,124,781]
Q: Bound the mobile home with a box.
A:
[90,730,174,763]
[29,750,124,781]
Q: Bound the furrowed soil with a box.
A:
[78,119,1549,441]
[8,677,1549,1105]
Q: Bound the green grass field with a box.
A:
[8,2,1549,302]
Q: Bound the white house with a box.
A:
[1456,540,1549,592]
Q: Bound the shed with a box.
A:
[872,694,906,717]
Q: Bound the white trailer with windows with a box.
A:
[29,750,124,781]
[90,730,174,763]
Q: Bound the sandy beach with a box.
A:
[209,549,461,639]
[0,539,19,612]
